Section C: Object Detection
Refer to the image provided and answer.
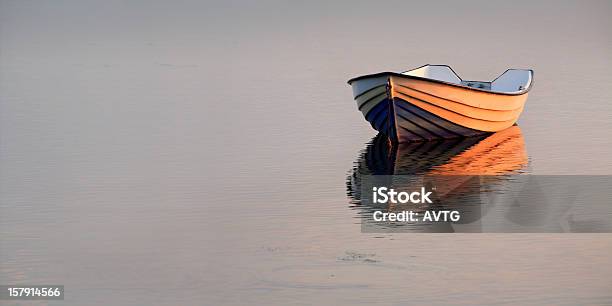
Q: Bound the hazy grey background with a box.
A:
[1,1,611,305]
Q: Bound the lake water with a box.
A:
[1,1,612,305]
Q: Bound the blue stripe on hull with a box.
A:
[364,98,397,140]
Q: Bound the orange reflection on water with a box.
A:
[427,125,528,175]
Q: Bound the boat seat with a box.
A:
[461,81,491,90]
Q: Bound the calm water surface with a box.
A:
[1,1,612,305]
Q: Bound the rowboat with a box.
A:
[348,64,533,143]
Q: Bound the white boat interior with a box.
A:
[402,65,532,93]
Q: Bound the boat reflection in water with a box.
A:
[347,126,529,232]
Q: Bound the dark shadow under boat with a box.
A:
[347,125,529,232]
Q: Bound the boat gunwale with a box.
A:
[348,65,534,96]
